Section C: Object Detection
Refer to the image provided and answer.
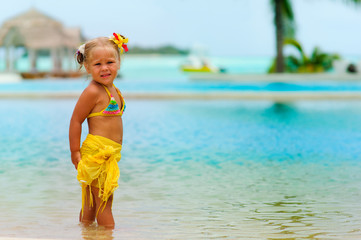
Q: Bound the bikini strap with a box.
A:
[114,85,125,112]
[114,85,122,97]
[101,84,113,97]
[102,84,122,98]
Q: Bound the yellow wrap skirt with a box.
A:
[77,134,122,214]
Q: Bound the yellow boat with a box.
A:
[181,65,216,73]
[180,56,221,73]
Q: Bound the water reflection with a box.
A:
[80,224,114,240]
[242,161,361,239]
[249,198,317,239]
[264,102,298,119]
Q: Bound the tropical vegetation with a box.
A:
[270,0,361,73]
[268,38,340,73]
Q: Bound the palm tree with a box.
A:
[270,0,295,73]
[270,0,360,73]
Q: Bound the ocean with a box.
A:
[1,55,361,239]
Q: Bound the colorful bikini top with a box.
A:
[87,84,125,118]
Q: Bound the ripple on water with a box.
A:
[1,100,361,239]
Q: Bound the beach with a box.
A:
[1,0,361,237]
[1,56,361,239]
[1,97,361,239]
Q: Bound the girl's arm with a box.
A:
[69,85,99,169]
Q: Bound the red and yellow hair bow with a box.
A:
[110,33,129,54]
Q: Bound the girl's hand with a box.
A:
[71,151,81,170]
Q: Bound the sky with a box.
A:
[0,0,360,57]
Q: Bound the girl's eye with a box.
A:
[108,61,114,64]
[94,63,101,66]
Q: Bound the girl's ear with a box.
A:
[84,63,91,74]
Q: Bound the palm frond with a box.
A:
[342,0,361,4]
[282,0,294,20]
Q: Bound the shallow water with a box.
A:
[1,99,361,239]
[2,55,361,94]
[3,78,361,94]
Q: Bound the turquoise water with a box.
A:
[3,77,361,93]
[2,55,361,93]
[1,56,361,239]
[1,99,361,239]
[0,55,270,75]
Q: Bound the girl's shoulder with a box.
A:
[82,81,103,97]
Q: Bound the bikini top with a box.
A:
[87,84,125,118]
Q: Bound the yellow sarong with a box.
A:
[77,134,122,215]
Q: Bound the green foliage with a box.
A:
[268,39,341,73]
[268,0,360,72]
[270,0,294,20]
[128,45,189,55]
[342,0,361,4]
[270,0,296,38]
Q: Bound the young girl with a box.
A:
[69,33,128,229]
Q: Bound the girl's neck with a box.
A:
[92,80,114,89]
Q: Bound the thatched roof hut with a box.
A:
[0,8,84,73]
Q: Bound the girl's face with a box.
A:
[85,46,120,87]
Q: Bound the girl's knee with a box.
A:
[96,211,114,228]
[80,207,96,224]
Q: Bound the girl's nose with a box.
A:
[100,65,108,71]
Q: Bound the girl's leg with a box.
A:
[80,185,96,224]
[91,186,115,229]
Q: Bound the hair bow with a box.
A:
[76,44,85,55]
[110,33,128,54]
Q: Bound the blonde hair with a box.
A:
[76,37,121,69]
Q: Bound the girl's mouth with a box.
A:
[101,73,111,78]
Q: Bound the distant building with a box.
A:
[0,8,84,73]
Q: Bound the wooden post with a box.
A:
[5,46,10,72]
[29,48,37,72]
[58,48,64,72]
[5,46,16,72]
[51,48,56,72]
[9,46,15,72]
[51,48,62,73]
